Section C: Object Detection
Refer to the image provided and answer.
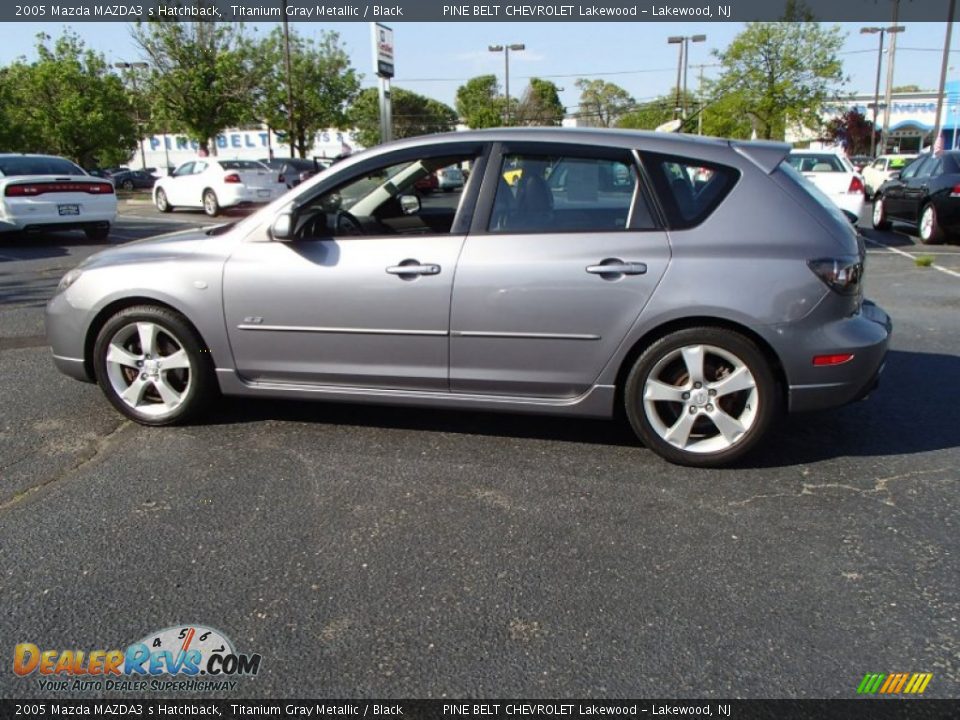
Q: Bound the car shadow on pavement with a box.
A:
[744,349,960,467]
[204,350,958,463]
[859,226,918,248]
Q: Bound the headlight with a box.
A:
[57,268,83,292]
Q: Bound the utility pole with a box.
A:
[697,64,706,135]
[932,0,957,154]
[880,0,902,154]
[114,61,149,170]
[281,0,295,158]
[489,44,525,125]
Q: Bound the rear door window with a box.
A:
[643,153,739,229]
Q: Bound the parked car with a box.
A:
[0,153,116,240]
[436,165,465,191]
[153,159,287,217]
[849,155,872,173]
[259,157,327,189]
[111,169,157,191]
[872,150,960,244]
[787,150,866,220]
[414,171,439,194]
[862,153,917,196]
[46,129,890,467]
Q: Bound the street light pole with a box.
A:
[932,0,957,154]
[281,0,296,158]
[668,35,706,121]
[880,0,903,154]
[861,25,904,157]
[115,61,150,170]
[489,43,525,126]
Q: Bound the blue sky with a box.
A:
[1,21,957,112]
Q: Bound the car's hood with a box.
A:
[80,225,234,270]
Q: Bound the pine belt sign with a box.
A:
[372,23,394,78]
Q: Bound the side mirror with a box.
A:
[889,171,901,180]
[400,194,421,215]
[842,209,859,225]
[270,212,294,241]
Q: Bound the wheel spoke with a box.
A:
[680,345,705,385]
[120,377,148,407]
[709,366,755,398]
[106,342,141,369]
[152,377,182,407]
[664,411,698,448]
[644,379,686,403]
[709,408,747,445]
[137,322,159,357]
[161,349,190,370]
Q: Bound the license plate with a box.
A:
[256,189,271,198]
[58,204,80,216]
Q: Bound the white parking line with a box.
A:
[866,238,960,279]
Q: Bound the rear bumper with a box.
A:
[786,300,892,413]
[218,186,283,208]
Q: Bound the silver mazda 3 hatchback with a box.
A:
[46,129,891,467]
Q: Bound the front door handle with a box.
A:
[586,259,647,277]
[386,261,441,277]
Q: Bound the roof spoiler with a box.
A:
[730,140,791,174]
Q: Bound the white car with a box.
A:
[787,150,865,220]
[153,159,287,217]
[0,154,117,240]
[861,154,918,196]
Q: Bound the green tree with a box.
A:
[455,75,505,128]
[574,79,634,128]
[255,28,360,158]
[2,33,137,167]
[617,91,699,130]
[348,87,457,148]
[515,78,565,126]
[133,20,260,154]
[707,21,845,140]
[892,84,924,93]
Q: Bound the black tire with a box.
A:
[203,189,220,217]
[92,305,216,426]
[121,179,135,191]
[155,188,172,213]
[624,327,779,467]
[84,225,110,241]
[918,203,945,245]
[871,195,891,231]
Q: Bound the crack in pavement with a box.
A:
[0,419,134,512]
[727,467,953,509]
[0,335,48,351]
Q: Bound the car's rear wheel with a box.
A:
[872,195,891,230]
[918,203,944,244]
[121,179,134,191]
[93,306,215,426]
[84,225,110,241]
[203,190,220,217]
[155,188,172,213]
[624,328,779,467]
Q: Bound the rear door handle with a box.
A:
[586,260,647,276]
[386,262,441,276]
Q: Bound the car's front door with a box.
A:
[164,162,194,205]
[222,143,487,390]
[449,142,672,398]
[902,155,941,221]
[884,155,925,219]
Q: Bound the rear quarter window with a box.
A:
[642,153,739,229]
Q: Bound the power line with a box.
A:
[395,64,721,84]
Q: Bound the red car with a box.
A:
[414,172,438,193]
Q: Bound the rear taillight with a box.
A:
[950,184,960,198]
[223,173,241,184]
[813,353,855,366]
[848,176,864,194]
[4,182,114,196]
[808,257,863,295]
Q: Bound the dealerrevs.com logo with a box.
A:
[13,625,262,692]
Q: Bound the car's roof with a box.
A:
[0,153,75,160]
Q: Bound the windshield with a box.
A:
[0,156,86,176]
[778,161,851,225]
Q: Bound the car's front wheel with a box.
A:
[918,203,945,244]
[93,306,215,425]
[872,195,891,230]
[155,188,172,213]
[624,327,779,467]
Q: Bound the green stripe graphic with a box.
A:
[869,674,887,693]
[857,674,873,694]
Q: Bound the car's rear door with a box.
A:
[448,142,672,398]
[902,155,940,221]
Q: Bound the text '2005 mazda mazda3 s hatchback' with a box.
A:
[46,129,891,467]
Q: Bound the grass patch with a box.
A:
[915,255,935,268]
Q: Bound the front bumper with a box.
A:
[786,299,892,413]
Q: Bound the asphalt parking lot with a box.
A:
[0,197,957,699]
